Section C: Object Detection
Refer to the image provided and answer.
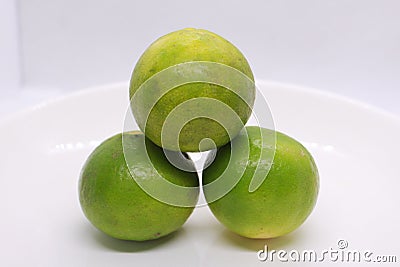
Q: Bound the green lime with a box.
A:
[129,28,255,152]
[79,131,199,241]
[203,126,319,239]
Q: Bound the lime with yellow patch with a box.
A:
[203,126,319,239]
[129,28,255,152]
[79,131,199,241]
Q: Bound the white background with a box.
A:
[1,0,399,118]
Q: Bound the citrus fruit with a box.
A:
[78,131,199,241]
[202,126,319,239]
[129,28,255,152]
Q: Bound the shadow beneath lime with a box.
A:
[219,228,300,251]
[88,224,181,253]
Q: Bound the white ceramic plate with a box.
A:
[0,82,399,266]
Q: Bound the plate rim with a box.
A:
[1,80,399,127]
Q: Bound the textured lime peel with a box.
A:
[130,61,255,152]
[129,28,255,152]
[203,126,319,239]
[79,132,199,241]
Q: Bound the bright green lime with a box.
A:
[129,28,255,152]
[203,126,319,239]
[79,131,199,241]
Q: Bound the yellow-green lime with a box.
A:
[129,28,255,152]
[203,126,319,239]
[79,131,199,241]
